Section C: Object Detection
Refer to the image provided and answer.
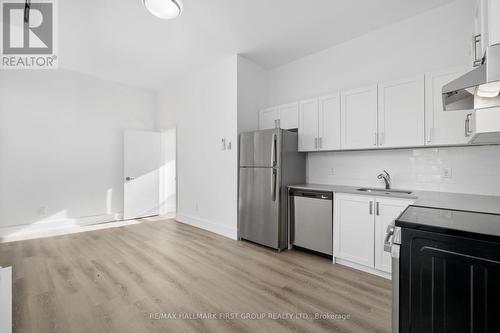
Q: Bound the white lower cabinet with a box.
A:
[374,197,414,273]
[334,194,375,267]
[334,193,413,276]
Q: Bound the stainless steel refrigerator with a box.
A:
[238,128,306,250]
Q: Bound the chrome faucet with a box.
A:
[377,170,391,190]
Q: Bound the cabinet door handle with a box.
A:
[369,201,373,215]
[376,202,380,216]
[314,138,318,149]
[426,128,433,144]
[465,113,472,137]
[473,34,482,67]
[373,133,378,146]
[378,132,385,146]
[319,137,323,149]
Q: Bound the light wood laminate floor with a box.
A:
[0,219,391,333]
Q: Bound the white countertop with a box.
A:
[288,184,500,215]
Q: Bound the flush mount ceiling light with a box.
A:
[143,0,183,19]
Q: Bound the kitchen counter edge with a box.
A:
[288,184,500,215]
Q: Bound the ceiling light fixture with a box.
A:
[143,0,183,19]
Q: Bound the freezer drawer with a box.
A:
[291,190,333,255]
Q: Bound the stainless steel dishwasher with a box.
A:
[289,189,333,255]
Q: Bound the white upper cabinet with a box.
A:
[298,93,341,152]
[259,107,278,130]
[278,102,299,130]
[298,98,319,151]
[473,0,499,66]
[341,85,378,150]
[259,103,298,130]
[425,67,471,146]
[263,67,480,150]
[489,0,500,46]
[474,0,489,65]
[318,93,341,151]
[378,75,425,148]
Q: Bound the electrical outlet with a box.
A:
[441,167,452,179]
[329,168,335,176]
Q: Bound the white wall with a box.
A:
[159,127,177,215]
[267,0,474,105]
[237,56,267,133]
[156,56,238,239]
[264,0,500,196]
[0,69,156,236]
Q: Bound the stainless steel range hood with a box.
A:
[443,44,500,111]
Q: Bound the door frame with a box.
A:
[159,126,178,216]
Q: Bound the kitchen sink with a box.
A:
[357,188,413,195]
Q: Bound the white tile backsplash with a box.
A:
[306,145,500,196]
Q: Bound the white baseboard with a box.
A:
[0,213,123,243]
[175,214,237,240]
[334,258,391,280]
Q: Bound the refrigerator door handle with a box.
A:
[271,169,277,201]
[272,133,278,167]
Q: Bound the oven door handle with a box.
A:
[384,224,395,253]
[391,243,400,333]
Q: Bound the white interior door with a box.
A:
[124,130,162,220]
